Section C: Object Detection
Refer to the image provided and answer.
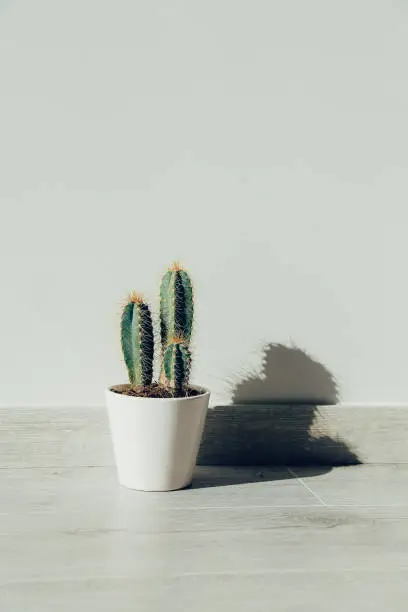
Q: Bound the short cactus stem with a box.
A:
[121,293,154,386]
[163,339,192,391]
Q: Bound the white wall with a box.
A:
[1,0,407,407]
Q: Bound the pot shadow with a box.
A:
[189,464,327,489]
[193,343,361,488]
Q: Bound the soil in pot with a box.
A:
[110,383,205,399]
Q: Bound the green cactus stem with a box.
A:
[160,262,194,350]
[163,339,192,391]
[121,293,154,386]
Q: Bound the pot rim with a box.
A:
[106,384,210,402]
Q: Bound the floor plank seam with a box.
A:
[287,468,328,506]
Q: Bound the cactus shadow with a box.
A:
[196,343,361,481]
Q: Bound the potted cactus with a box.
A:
[105,263,210,491]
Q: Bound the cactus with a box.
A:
[121,293,154,386]
[120,264,196,395]
[160,262,194,349]
[163,339,192,391]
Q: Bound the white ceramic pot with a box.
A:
[105,385,210,491]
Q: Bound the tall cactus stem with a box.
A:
[160,262,194,349]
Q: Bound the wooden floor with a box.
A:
[1,410,408,610]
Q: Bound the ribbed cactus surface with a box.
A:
[160,263,194,349]
[163,339,192,391]
[121,293,154,386]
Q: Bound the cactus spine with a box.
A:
[121,293,154,386]
[163,339,192,391]
[160,262,194,349]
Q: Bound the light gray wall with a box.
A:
[1,1,407,407]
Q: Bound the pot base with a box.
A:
[117,478,193,492]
